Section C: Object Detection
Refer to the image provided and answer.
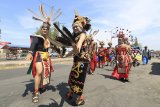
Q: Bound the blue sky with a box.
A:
[0,0,160,50]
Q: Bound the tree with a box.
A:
[131,37,142,49]
[35,26,58,39]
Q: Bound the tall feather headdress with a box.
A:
[28,4,62,29]
[53,10,91,48]
[87,29,99,41]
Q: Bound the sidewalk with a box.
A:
[0,58,73,70]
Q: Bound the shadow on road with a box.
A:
[22,79,56,97]
[38,82,72,107]
[98,73,115,80]
[21,79,34,97]
[38,99,60,107]
[104,68,114,71]
[56,82,73,107]
[97,73,129,83]
[150,62,160,75]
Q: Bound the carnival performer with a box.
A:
[111,31,130,81]
[106,41,115,66]
[86,30,98,74]
[98,41,106,68]
[132,48,141,67]
[53,10,91,106]
[25,4,61,103]
[67,12,91,106]
[123,37,133,71]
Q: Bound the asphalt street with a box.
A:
[0,58,160,107]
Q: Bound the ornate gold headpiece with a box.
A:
[73,10,91,31]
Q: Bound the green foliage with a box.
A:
[131,37,142,49]
[35,26,58,39]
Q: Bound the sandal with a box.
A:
[72,99,85,106]
[32,92,39,103]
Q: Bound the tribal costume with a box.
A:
[123,37,133,71]
[98,41,106,68]
[68,33,89,96]
[106,42,115,66]
[28,35,53,85]
[111,31,130,81]
[132,48,141,67]
[26,4,61,103]
[68,12,91,106]
[86,30,99,74]
[53,10,91,106]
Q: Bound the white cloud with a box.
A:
[138,33,160,50]
[1,13,41,46]
[2,30,31,46]
[86,0,160,50]
[118,0,160,31]
[87,0,160,31]
[92,19,110,26]
[92,27,118,48]
[1,0,159,50]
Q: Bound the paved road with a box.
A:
[0,59,160,107]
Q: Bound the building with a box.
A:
[0,43,29,59]
[0,41,11,58]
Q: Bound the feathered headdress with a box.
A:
[87,29,99,41]
[28,4,67,49]
[97,40,105,46]
[73,10,91,31]
[52,10,92,48]
[112,27,131,39]
[28,4,62,29]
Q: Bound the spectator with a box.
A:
[142,46,150,64]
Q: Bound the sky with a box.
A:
[0,0,160,50]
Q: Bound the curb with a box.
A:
[0,58,73,70]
